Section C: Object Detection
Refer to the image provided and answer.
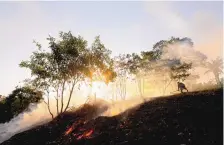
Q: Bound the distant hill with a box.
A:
[1,88,222,145]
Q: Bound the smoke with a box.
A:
[0,89,91,143]
[142,1,223,92]
[0,103,51,143]
[101,37,223,116]
[144,1,222,60]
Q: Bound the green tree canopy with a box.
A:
[0,86,43,123]
[20,32,116,118]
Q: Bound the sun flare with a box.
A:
[80,81,109,100]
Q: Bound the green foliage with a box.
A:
[87,36,116,83]
[17,34,198,117]
[153,37,193,59]
[126,53,142,75]
[141,51,157,62]
[0,86,43,123]
[20,32,116,116]
[170,62,192,81]
[20,31,89,88]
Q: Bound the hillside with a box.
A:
[1,88,223,145]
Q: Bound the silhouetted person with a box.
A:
[177,82,188,93]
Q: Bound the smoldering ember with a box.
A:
[0,1,223,145]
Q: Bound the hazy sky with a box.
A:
[0,1,223,95]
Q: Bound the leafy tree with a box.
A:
[20,32,116,118]
[113,54,129,100]
[170,62,192,82]
[118,53,147,99]
[204,57,223,86]
[88,36,116,84]
[0,86,43,123]
[83,36,117,102]
[153,37,193,60]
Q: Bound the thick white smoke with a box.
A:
[0,103,51,143]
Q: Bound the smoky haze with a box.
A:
[0,39,222,143]
[0,3,222,144]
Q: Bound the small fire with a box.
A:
[64,120,94,140]
[65,127,73,135]
[76,129,94,140]
[84,129,94,137]
[64,120,84,136]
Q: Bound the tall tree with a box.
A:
[113,54,129,100]
[152,37,194,60]
[20,32,91,117]
[20,32,116,118]
[204,57,223,86]
[85,36,117,101]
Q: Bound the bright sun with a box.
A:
[80,81,108,99]
[90,81,108,99]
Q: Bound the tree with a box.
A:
[149,37,195,94]
[112,54,130,100]
[153,37,194,60]
[20,32,116,118]
[89,36,116,84]
[119,53,147,100]
[0,86,43,123]
[204,57,223,86]
[170,62,192,82]
[84,36,117,102]
[20,32,91,117]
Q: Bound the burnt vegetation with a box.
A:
[1,88,222,145]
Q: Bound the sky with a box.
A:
[0,1,223,95]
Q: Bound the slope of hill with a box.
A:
[1,88,223,145]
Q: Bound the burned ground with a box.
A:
[1,88,223,145]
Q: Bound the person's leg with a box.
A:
[180,88,183,93]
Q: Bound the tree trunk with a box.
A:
[44,91,54,119]
[60,80,66,113]
[119,81,122,100]
[213,72,221,86]
[163,79,172,95]
[63,80,76,113]
[122,79,126,100]
[116,82,118,101]
[56,86,59,115]
[55,97,59,115]
[137,78,145,102]
[143,78,145,96]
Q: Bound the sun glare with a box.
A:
[91,81,108,99]
[80,81,108,100]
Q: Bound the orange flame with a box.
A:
[84,129,94,137]
[76,129,94,140]
[64,120,84,136]
[65,127,73,135]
